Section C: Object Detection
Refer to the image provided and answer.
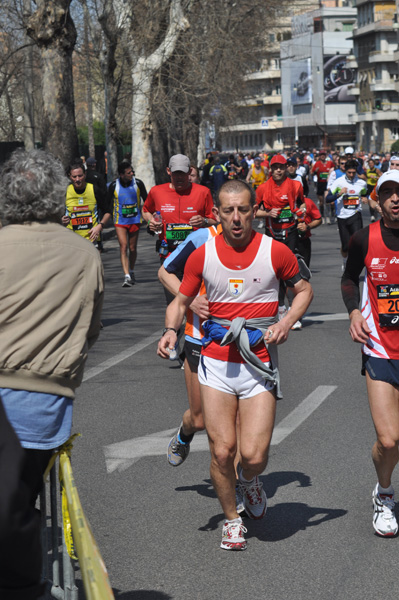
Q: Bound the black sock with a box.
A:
[179,429,194,444]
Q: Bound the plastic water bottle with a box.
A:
[168,343,178,361]
[153,211,163,233]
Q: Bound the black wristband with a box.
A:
[162,327,177,336]
[98,222,104,228]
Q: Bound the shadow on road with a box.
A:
[113,590,172,599]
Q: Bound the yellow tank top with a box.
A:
[66,183,99,241]
[251,166,267,188]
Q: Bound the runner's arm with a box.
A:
[157,292,195,358]
[341,228,371,343]
[269,279,313,345]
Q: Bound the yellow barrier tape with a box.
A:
[43,433,81,482]
[59,451,115,600]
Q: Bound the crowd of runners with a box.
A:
[1,142,399,600]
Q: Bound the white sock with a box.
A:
[239,470,255,485]
[225,517,242,525]
[378,483,394,495]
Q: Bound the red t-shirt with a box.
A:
[312,160,334,182]
[180,231,299,362]
[143,183,214,242]
[303,197,322,239]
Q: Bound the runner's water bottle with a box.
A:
[153,211,163,233]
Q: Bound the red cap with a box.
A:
[270,154,287,166]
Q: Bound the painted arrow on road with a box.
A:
[104,386,337,473]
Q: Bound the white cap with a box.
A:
[376,169,399,193]
[345,146,354,155]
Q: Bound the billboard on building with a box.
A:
[324,55,356,103]
[291,58,312,106]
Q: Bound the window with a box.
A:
[342,23,353,32]
[269,34,275,43]
[391,126,399,140]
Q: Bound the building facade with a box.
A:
[348,0,399,152]
[280,4,357,150]
[219,1,319,154]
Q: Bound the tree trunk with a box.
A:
[98,0,120,181]
[23,0,35,150]
[82,0,95,158]
[128,0,189,189]
[131,74,154,187]
[27,0,79,167]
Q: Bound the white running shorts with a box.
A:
[198,355,275,399]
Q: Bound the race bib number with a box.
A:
[343,194,360,209]
[70,206,93,231]
[319,172,328,181]
[277,205,295,224]
[122,204,138,217]
[165,223,193,245]
[377,284,399,327]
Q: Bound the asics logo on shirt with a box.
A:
[390,257,399,264]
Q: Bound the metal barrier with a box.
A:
[40,441,114,600]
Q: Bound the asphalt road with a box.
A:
[67,196,398,600]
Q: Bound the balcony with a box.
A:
[235,95,281,107]
[368,51,396,64]
[353,20,394,37]
[370,79,397,92]
[245,70,281,81]
[349,108,399,123]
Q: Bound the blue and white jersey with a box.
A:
[112,178,140,225]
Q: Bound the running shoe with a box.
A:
[235,483,245,515]
[122,275,133,288]
[237,464,267,520]
[291,320,302,330]
[129,271,136,283]
[372,484,398,537]
[167,424,190,467]
[220,517,247,551]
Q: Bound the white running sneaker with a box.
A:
[291,320,302,330]
[237,464,267,520]
[372,484,398,537]
[220,517,247,551]
[122,275,133,288]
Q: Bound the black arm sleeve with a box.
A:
[341,227,369,314]
[136,178,148,203]
[95,183,112,216]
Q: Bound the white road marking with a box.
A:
[104,385,337,473]
[304,312,348,322]
[270,385,337,445]
[83,329,164,382]
[84,314,345,383]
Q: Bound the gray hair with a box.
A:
[0,148,69,224]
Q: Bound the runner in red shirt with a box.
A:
[255,154,304,316]
[142,154,216,302]
[158,179,313,551]
[342,170,399,538]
